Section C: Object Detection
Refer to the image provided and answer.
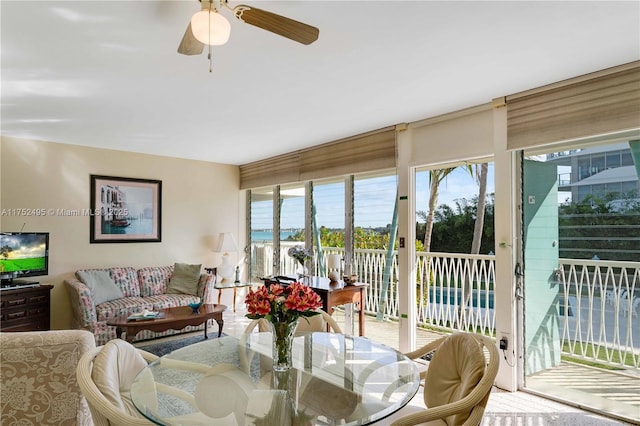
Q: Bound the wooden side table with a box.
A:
[214,282,254,312]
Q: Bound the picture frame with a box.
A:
[89,175,162,243]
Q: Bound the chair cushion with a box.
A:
[91,339,148,418]
[77,269,125,305]
[295,313,326,333]
[166,263,202,296]
[424,333,485,426]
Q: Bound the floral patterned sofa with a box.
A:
[65,265,216,345]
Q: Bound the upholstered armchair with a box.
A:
[0,330,96,426]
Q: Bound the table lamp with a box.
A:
[216,232,238,284]
[327,254,341,282]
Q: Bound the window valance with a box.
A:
[240,126,397,189]
[507,61,640,151]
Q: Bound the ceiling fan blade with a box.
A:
[178,22,205,55]
[233,5,319,45]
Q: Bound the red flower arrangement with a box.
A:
[245,281,322,324]
[246,282,323,371]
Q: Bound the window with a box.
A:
[354,174,398,250]
[354,172,398,319]
[312,179,345,276]
[249,187,274,280]
[606,151,621,168]
[591,154,605,175]
[622,151,634,166]
[578,158,591,180]
[279,184,306,275]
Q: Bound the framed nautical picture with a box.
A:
[89,175,162,243]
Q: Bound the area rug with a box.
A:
[135,333,226,357]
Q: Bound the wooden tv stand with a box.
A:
[0,284,53,331]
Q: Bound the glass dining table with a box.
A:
[130,332,419,425]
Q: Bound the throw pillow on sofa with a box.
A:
[77,270,124,305]
[166,263,202,296]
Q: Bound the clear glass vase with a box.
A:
[297,260,312,284]
[270,320,298,372]
[297,261,307,280]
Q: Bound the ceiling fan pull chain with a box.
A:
[206,0,212,72]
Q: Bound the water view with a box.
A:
[251,230,299,242]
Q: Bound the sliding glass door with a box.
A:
[249,188,273,281]
[522,158,561,374]
[521,141,640,423]
[279,184,306,275]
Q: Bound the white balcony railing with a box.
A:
[250,242,639,370]
[557,259,639,369]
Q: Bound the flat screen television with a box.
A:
[0,232,49,287]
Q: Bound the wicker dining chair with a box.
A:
[389,332,499,426]
[76,339,159,426]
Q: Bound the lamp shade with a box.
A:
[327,254,342,270]
[216,232,238,254]
[191,8,231,46]
[216,232,238,283]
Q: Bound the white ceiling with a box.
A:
[2,1,639,166]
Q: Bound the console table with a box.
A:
[262,276,367,336]
[0,284,53,331]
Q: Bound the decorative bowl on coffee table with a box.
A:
[188,302,202,313]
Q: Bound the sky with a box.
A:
[252,164,496,229]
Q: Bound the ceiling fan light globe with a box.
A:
[191,10,231,46]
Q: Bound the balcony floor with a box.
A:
[153,307,638,425]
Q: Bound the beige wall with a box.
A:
[0,137,242,329]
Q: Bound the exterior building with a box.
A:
[546,142,640,261]
[547,142,639,205]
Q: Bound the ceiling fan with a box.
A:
[178,0,319,56]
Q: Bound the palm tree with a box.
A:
[422,168,457,251]
[418,164,484,327]
[459,162,489,326]
[471,163,488,255]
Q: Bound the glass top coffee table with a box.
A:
[130,332,419,425]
